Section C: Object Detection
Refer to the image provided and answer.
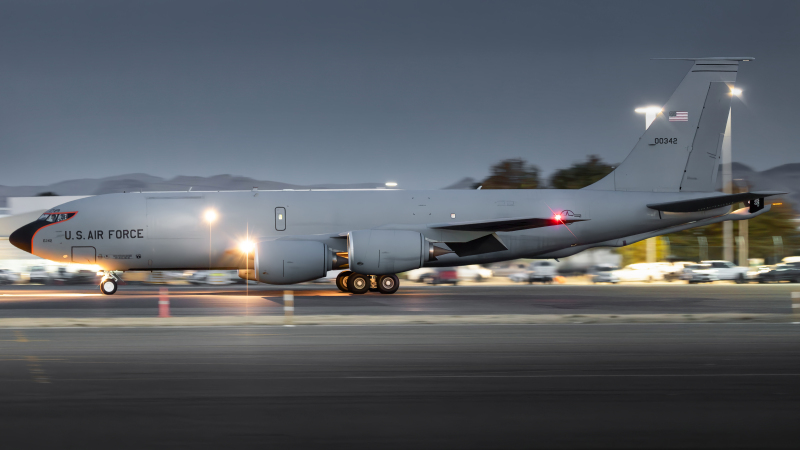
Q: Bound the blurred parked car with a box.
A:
[422,268,459,285]
[456,265,493,282]
[592,264,620,284]
[658,261,695,282]
[701,260,749,284]
[615,264,664,283]
[0,269,20,285]
[488,261,531,278]
[29,266,49,284]
[405,267,437,283]
[758,262,800,283]
[684,264,718,284]
[509,261,557,284]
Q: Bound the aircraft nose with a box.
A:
[9,221,40,254]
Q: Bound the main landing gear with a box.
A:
[336,270,399,295]
[99,271,119,295]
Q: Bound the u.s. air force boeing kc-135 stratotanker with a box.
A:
[9,57,785,295]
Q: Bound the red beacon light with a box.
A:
[554,213,562,222]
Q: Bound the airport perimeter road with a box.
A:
[0,283,796,318]
[1,324,800,449]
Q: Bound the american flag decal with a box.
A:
[669,111,688,122]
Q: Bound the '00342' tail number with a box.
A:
[654,138,678,144]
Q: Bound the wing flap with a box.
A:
[646,191,784,213]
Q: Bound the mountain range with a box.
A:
[1,163,798,209]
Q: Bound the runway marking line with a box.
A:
[345,373,800,379]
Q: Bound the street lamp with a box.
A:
[634,106,662,130]
[204,209,217,269]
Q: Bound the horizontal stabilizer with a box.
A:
[429,216,587,232]
[646,191,785,213]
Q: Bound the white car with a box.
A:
[28,266,50,284]
[701,260,750,284]
[509,261,557,284]
[405,267,437,282]
[684,264,719,284]
[0,269,20,285]
[456,265,493,282]
[592,264,620,284]
[615,264,664,283]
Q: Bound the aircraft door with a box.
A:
[72,246,96,264]
[275,207,286,231]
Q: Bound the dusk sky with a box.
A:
[1,0,798,189]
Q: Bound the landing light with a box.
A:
[204,209,218,223]
[731,88,742,96]
[239,240,255,253]
[385,182,398,187]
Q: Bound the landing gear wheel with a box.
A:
[377,274,400,294]
[347,273,370,295]
[336,271,352,293]
[100,278,118,295]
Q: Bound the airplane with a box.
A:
[9,57,784,296]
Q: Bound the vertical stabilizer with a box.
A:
[586,57,751,192]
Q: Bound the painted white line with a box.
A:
[1,294,103,297]
[346,373,800,379]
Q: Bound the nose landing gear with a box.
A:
[99,271,119,295]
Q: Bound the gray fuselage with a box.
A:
[25,189,725,273]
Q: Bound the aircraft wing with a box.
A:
[646,191,785,213]
[428,216,587,232]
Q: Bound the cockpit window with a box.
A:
[37,212,76,223]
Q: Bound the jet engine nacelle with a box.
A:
[347,230,432,275]
[254,240,335,285]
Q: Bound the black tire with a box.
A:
[100,278,118,295]
[735,274,745,284]
[474,275,482,282]
[335,271,352,293]
[377,274,400,294]
[347,273,370,294]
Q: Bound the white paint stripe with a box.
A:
[1,294,103,297]
[792,292,800,299]
[346,373,800,379]
[284,306,295,311]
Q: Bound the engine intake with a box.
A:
[252,240,336,285]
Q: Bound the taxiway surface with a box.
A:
[1,324,799,449]
[0,283,796,318]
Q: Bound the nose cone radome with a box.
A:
[9,221,41,254]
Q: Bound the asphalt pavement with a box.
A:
[1,324,800,449]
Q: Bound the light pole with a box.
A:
[204,209,218,270]
[722,87,742,263]
[635,106,662,262]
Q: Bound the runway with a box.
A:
[0,282,796,318]
[1,324,800,449]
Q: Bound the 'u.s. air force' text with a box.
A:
[61,229,144,240]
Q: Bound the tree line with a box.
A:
[475,156,799,263]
